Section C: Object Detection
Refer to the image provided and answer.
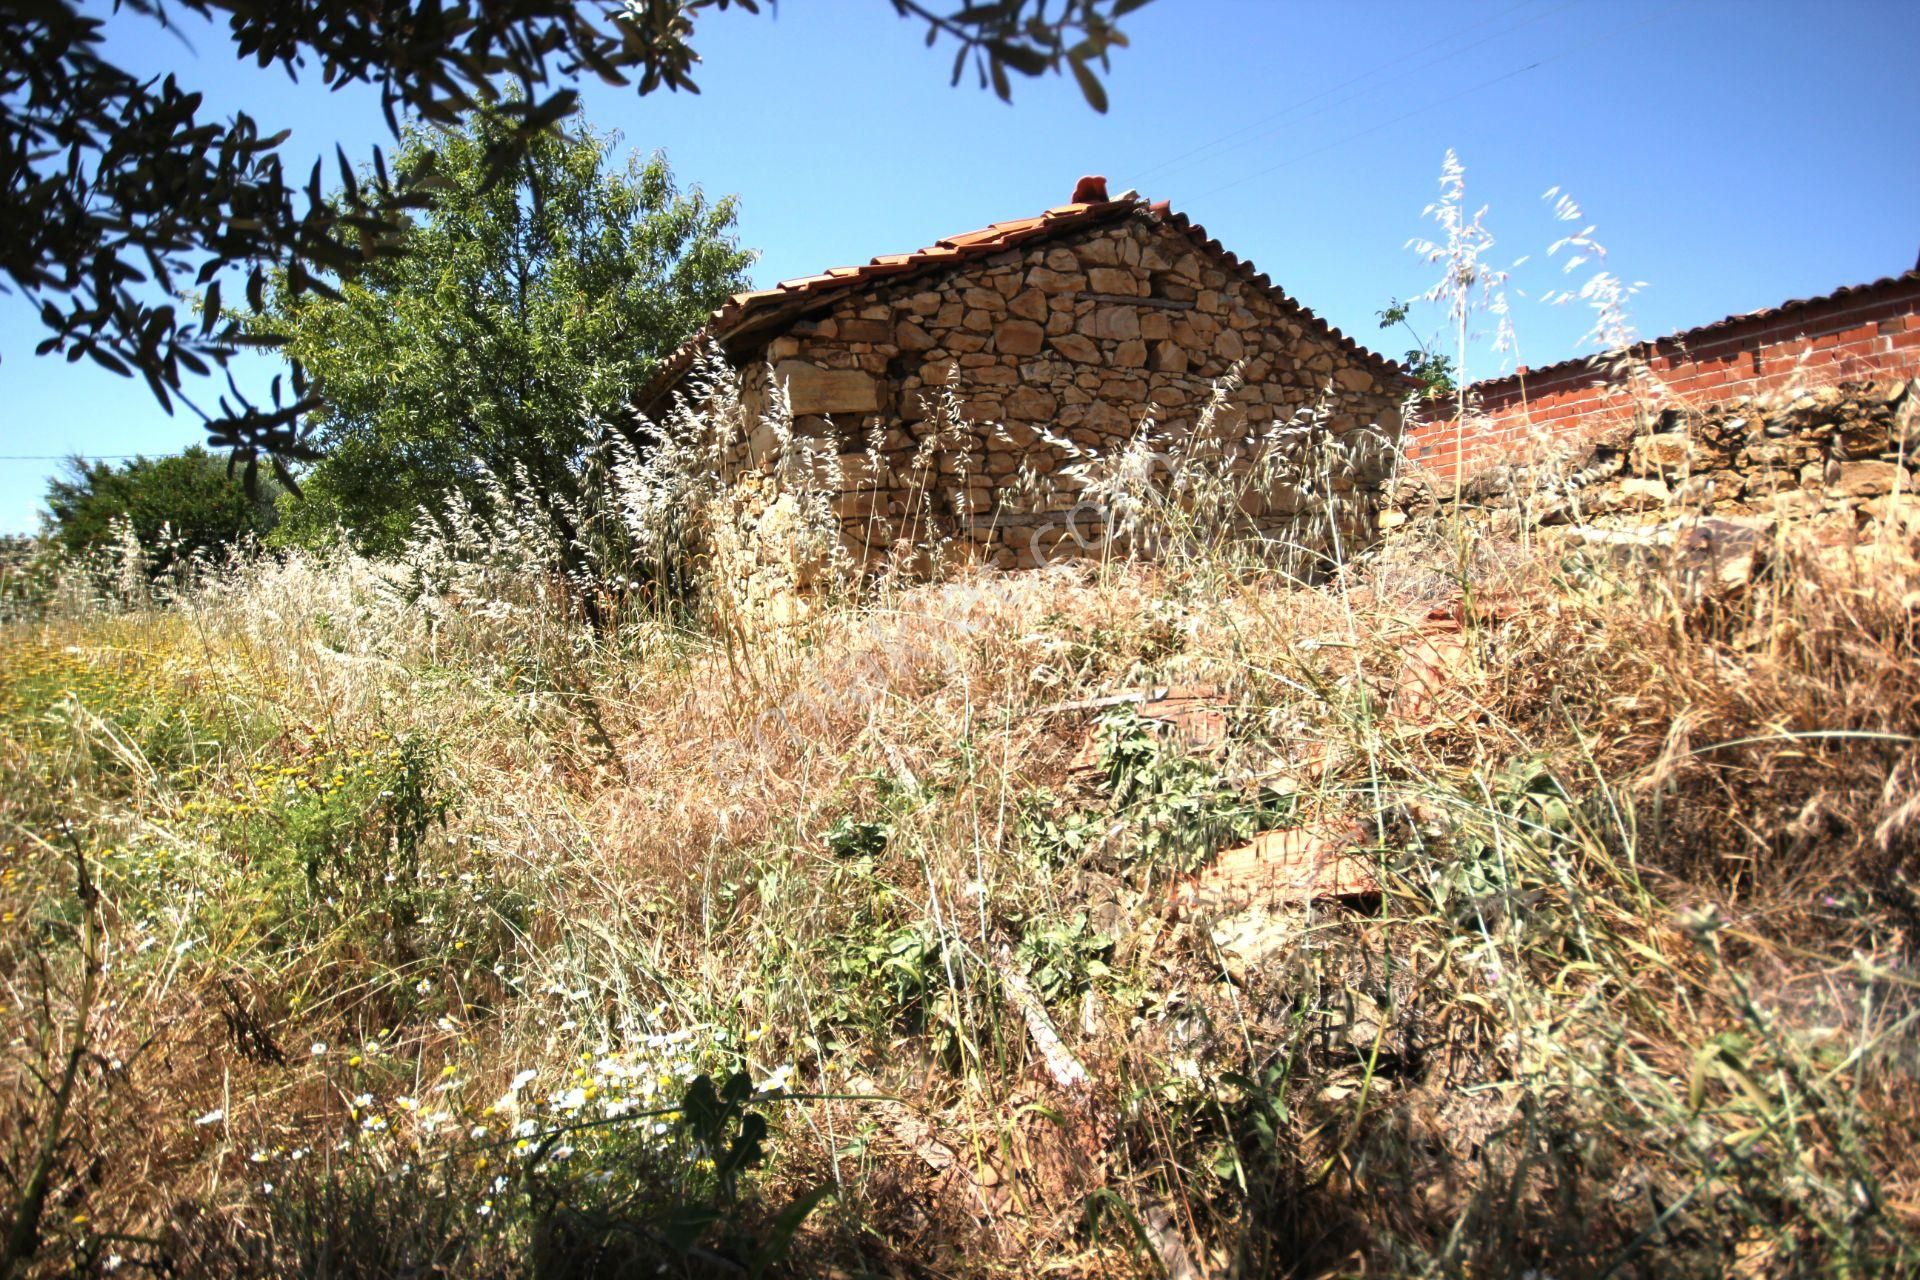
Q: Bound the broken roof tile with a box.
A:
[1175,820,1379,915]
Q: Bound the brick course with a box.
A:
[1408,271,1920,485]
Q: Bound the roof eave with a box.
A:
[635,194,1419,415]
[634,198,1143,415]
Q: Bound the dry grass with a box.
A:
[3,464,1918,1277]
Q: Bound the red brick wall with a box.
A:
[1406,275,1920,485]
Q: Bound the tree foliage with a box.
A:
[2,0,1149,469]
[43,447,281,564]
[266,108,754,555]
[1378,299,1457,399]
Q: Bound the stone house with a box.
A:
[637,178,1411,571]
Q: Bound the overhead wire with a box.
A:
[1135,0,1583,186]
[0,453,192,462]
[1190,0,1696,203]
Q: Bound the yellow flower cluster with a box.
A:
[0,629,178,744]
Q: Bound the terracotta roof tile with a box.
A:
[1470,268,1920,400]
[637,194,1409,411]
[942,226,1021,247]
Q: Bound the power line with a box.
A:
[1136,0,1579,186]
[0,452,192,462]
[1191,0,1695,203]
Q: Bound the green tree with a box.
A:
[265,108,754,554]
[43,447,280,564]
[4,0,1147,463]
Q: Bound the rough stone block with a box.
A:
[1333,365,1376,393]
[995,319,1046,356]
[1005,386,1058,421]
[1630,431,1694,478]
[1028,266,1086,294]
[1896,380,1920,450]
[1863,492,1920,534]
[1050,332,1101,363]
[1827,459,1905,499]
[1074,237,1121,267]
[776,361,879,416]
[838,318,891,343]
[895,320,936,351]
[1008,289,1049,322]
[1610,477,1672,509]
[1087,266,1139,295]
[1081,306,1141,342]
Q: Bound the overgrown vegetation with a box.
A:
[3,157,1916,1277]
[6,389,1916,1277]
[262,105,755,555]
[42,447,281,567]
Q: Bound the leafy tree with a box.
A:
[3,0,1149,467]
[265,108,754,555]
[43,447,280,563]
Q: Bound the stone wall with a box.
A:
[717,210,1408,571]
[1407,271,1920,488]
[1407,377,1919,535]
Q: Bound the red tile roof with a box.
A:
[1470,267,1920,400]
[637,193,1409,412]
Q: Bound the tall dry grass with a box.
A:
[3,158,1918,1278]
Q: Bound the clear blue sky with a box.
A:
[4,0,1917,534]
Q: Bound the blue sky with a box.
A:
[4,0,1917,533]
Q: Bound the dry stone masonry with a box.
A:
[640,182,1410,573]
[1414,378,1918,535]
[1408,267,1920,488]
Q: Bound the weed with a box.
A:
[3,159,1918,1277]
